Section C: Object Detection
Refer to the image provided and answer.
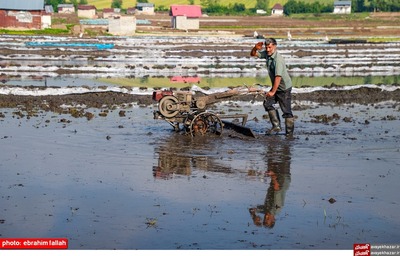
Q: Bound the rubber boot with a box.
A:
[285,117,295,136]
[267,110,281,135]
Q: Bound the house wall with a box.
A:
[271,9,284,15]
[41,14,51,28]
[78,9,96,19]
[173,16,199,30]
[136,7,154,15]
[136,3,155,15]
[103,12,120,18]
[0,10,43,29]
[108,16,136,36]
[333,6,351,14]
[59,7,75,14]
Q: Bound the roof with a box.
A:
[58,4,74,8]
[137,3,154,8]
[272,3,284,10]
[334,1,352,6]
[0,0,44,10]
[127,7,136,13]
[170,5,202,18]
[78,5,96,10]
[45,5,54,13]
[103,8,114,13]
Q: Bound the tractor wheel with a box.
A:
[189,112,223,136]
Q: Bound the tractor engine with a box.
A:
[152,90,208,119]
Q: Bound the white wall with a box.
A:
[333,6,351,14]
[41,15,51,29]
[173,16,199,30]
[108,16,136,36]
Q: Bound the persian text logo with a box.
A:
[354,243,370,256]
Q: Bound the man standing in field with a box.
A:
[250,38,294,136]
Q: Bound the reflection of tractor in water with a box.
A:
[152,87,263,137]
[152,133,243,180]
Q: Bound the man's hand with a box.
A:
[254,41,263,50]
[250,42,264,56]
[266,91,276,98]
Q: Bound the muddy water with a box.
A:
[1,100,399,249]
[1,35,399,250]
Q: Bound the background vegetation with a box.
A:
[86,0,283,9]
[46,0,400,15]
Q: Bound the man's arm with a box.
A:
[266,76,282,97]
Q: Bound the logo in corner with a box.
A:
[354,243,370,256]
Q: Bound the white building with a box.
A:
[58,4,75,14]
[77,5,96,19]
[136,3,155,15]
[102,8,120,18]
[271,3,284,16]
[170,5,202,30]
[0,0,51,29]
[333,1,352,14]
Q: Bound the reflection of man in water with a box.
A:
[249,140,291,228]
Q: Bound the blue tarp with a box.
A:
[25,42,114,50]
[80,19,109,25]
[136,19,151,25]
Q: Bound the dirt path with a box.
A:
[136,13,400,39]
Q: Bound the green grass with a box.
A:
[97,77,265,89]
[96,75,400,89]
[0,28,70,35]
[87,0,335,10]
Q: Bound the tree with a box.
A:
[111,0,123,8]
[374,0,385,11]
[200,0,208,8]
[390,0,400,11]
[201,0,220,9]
[283,0,298,15]
[232,3,246,12]
[45,0,66,11]
[284,0,332,15]
[369,0,377,11]
[373,0,400,11]
[353,0,366,12]
[255,0,269,10]
[70,0,77,9]
[156,5,168,11]
[68,0,87,10]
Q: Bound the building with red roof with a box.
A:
[169,5,202,30]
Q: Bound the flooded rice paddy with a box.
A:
[0,35,399,250]
[0,100,399,249]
